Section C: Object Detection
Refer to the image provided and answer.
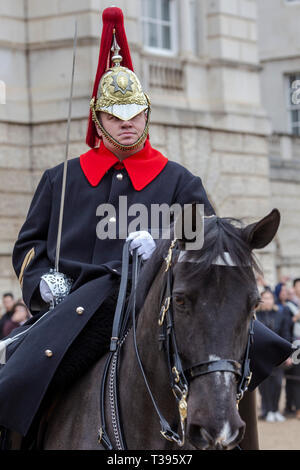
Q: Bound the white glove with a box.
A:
[126,231,156,261]
[39,278,54,303]
[39,270,73,307]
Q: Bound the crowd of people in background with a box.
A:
[0,275,299,424]
[256,275,300,422]
[0,293,31,340]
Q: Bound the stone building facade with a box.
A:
[257,0,300,281]
[0,0,298,303]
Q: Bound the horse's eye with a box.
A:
[174,295,185,306]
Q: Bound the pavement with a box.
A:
[257,385,300,450]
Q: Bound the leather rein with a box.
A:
[98,238,255,449]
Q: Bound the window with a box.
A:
[287,74,300,136]
[141,0,177,54]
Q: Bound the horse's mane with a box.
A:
[136,216,262,311]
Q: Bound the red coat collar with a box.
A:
[80,139,168,191]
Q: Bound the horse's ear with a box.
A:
[242,209,281,250]
[174,202,204,250]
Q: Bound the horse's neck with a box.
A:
[118,264,177,448]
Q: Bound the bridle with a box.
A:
[98,238,255,449]
[155,238,255,446]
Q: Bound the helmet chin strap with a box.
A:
[91,97,151,153]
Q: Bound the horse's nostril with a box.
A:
[214,425,245,450]
[188,423,245,450]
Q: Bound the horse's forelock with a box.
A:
[175,217,261,283]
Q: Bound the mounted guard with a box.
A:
[0,6,295,450]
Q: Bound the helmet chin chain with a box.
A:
[91,97,151,153]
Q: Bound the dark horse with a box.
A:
[42,206,280,450]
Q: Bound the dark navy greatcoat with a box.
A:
[0,145,215,436]
[0,143,293,436]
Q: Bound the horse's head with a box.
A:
[165,206,280,450]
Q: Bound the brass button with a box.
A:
[116,173,123,181]
[76,306,84,315]
[45,349,53,357]
[109,216,116,223]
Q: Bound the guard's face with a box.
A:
[98,111,147,147]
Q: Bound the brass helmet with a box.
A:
[94,33,149,121]
[88,10,151,151]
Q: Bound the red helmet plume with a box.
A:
[86,7,134,149]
